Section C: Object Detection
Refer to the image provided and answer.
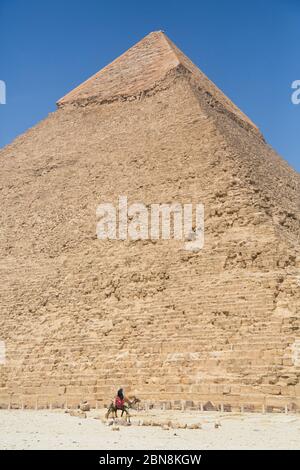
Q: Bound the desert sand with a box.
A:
[0,409,299,450]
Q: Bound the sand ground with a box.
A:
[0,408,299,450]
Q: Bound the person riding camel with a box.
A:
[114,388,129,410]
[105,389,140,420]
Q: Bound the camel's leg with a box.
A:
[106,403,116,420]
[124,407,131,423]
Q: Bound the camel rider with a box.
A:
[115,388,129,409]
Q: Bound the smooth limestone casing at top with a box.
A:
[0,32,299,411]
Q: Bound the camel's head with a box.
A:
[129,396,141,407]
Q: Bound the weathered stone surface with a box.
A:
[69,410,87,418]
[0,31,299,410]
[80,401,90,412]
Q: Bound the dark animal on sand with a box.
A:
[105,396,140,422]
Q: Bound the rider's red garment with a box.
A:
[115,396,125,409]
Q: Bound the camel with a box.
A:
[105,396,140,422]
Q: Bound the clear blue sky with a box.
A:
[0,0,299,172]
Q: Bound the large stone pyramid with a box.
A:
[0,32,299,411]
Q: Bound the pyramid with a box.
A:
[0,32,299,411]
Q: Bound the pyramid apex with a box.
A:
[144,30,166,35]
[151,30,167,35]
[57,31,258,132]
[57,30,180,108]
